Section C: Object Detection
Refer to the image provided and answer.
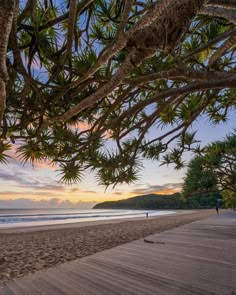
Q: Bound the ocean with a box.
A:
[0,209,176,228]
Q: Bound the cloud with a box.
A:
[0,168,65,191]
[0,191,29,196]
[0,198,97,209]
[33,161,58,171]
[68,188,96,194]
[0,191,59,197]
[70,188,80,192]
[0,170,33,185]
[32,184,65,191]
[0,172,19,182]
[129,182,183,195]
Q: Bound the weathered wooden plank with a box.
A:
[80,257,205,295]
[11,278,42,295]
[0,285,15,295]
[141,236,235,250]
[88,253,231,295]
[76,260,160,295]
[48,265,100,295]
[42,271,86,295]
[63,261,142,295]
[31,276,70,295]
[62,262,126,295]
[125,242,236,265]
[111,243,236,269]
[4,280,30,295]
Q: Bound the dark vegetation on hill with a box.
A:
[93,192,222,210]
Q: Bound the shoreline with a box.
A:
[0,209,218,284]
[0,209,182,234]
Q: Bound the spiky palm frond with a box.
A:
[0,141,11,164]
[17,141,47,164]
[142,142,165,160]
[160,154,172,166]
[58,162,83,184]
[73,49,97,74]
[178,131,200,148]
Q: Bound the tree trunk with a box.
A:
[0,0,15,123]
[128,0,206,51]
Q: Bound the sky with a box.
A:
[0,111,235,209]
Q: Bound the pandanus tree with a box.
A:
[182,156,218,198]
[183,133,236,204]
[203,132,236,194]
[0,0,236,185]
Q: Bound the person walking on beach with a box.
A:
[216,206,219,214]
[146,212,149,219]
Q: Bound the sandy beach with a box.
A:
[0,209,217,284]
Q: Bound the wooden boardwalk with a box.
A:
[1,213,236,295]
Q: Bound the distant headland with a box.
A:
[93,192,222,210]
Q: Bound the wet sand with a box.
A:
[0,210,217,283]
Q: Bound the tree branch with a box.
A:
[126,69,233,86]
[117,0,133,38]
[113,75,236,122]
[182,28,236,61]
[66,0,77,60]
[207,0,236,9]
[200,6,236,24]
[209,34,236,67]
[17,0,36,24]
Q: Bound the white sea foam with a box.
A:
[0,209,176,228]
